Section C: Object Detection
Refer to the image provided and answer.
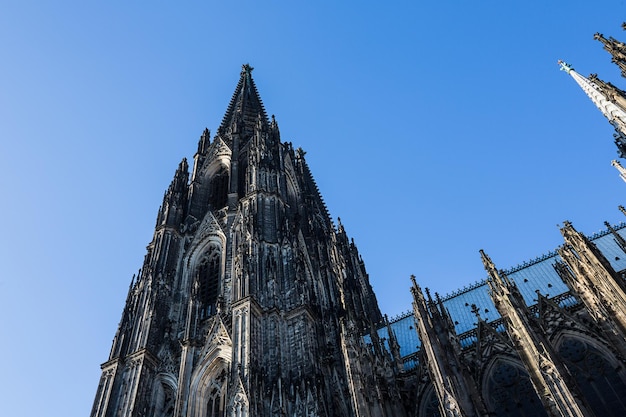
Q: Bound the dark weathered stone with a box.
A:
[90,65,398,417]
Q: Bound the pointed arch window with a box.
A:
[152,381,175,417]
[206,385,226,417]
[558,337,626,416]
[194,366,228,417]
[419,385,442,417]
[485,359,549,417]
[197,244,221,319]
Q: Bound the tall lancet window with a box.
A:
[197,244,221,319]
[237,153,248,199]
[210,167,229,210]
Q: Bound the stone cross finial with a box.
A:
[242,63,254,74]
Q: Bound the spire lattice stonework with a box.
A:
[559,60,626,158]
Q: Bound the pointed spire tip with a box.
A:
[241,63,254,75]
[558,59,573,73]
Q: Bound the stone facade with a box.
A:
[91,64,402,417]
[93,26,626,417]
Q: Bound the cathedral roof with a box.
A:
[217,64,269,136]
[375,222,626,369]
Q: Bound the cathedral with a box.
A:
[92,26,626,417]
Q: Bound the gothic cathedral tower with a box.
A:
[90,65,390,417]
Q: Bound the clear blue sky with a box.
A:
[1,1,626,415]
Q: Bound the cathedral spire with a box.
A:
[217,64,268,139]
[559,60,626,156]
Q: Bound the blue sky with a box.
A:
[2,1,626,415]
